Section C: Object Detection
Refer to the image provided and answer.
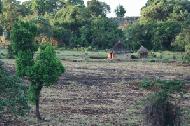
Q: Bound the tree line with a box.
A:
[124,0,190,52]
[0,0,127,50]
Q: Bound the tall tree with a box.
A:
[0,0,2,13]
[90,17,124,49]
[31,0,65,15]
[68,0,84,6]
[87,0,110,17]
[173,26,190,51]
[1,0,20,36]
[140,0,190,23]
[115,5,126,17]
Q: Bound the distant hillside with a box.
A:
[110,17,139,29]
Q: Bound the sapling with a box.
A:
[28,44,64,120]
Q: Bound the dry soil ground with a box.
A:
[1,60,190,126]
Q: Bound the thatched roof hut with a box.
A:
[112,41,128,54]
[138,46,148,58]
[138,46,148,53]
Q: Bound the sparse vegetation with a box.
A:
[0,0,190,125]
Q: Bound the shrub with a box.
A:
[141,79,184,126]
[0,61,29,122]
[131,54,139,59]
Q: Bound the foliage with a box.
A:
[115,5,126,17]
[89,17,124,49]
[0,0,20,36]
[183,44,190,62]
[53,27,72,46]
[123,0,190,52]
[0,0,2,13]
[152,21,181,50]
[140,0,190,23]
[87,0,110,17]
[31,0,65,15]
[0,61,29,118]
[68,0,84,6]
[173,27,190,51]
[28,44,64,119]
[124,20,181,51]
[29,44,64,88]
[141,79,184,126]
[124,23,155,50]
[11,21,37,76]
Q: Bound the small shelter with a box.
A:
[108,41,131,60]
[138,46,148,58]
[112,41,126,54]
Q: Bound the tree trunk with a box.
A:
[35,94,42,120]
[35,84,43,120]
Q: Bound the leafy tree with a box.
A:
[1,0,21,36]
[68,0,84,6]
[54,4,89,32]
[11,21,37,76]
[152,21,181,50]
[54,4,90,46]
[0,61,29,121]
[124,23,154,50]
[184,43,190,62]
[140,0,190,23]
[0,0,2,13]
[19,1,33,16]
[31,0,65,15]
[173,27,190,51]
[115,5,126,17]
[87,0,110,17]
[53,26,72,46]
[90,17,124,49]
[124,21,181,51]
[28,44,64,120]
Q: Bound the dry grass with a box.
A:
[22,61,190,126]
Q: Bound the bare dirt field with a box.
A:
[2,60,190,126]
[23,61,190,126]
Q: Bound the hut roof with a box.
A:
[112,41,126,52]
[138,46,148,53]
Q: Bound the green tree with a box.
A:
[152,21,181,50]
[28,44,64,120]
[68,0,84,6]
[0,0,2,13]
[140,0,190,23]
[11,21,37,76]
[1,0,20,36]
[90,17,124,49]
[54,4,90,46]
[87,0,110,17]
[0,61,29,121]
[115,5,126,17]
[173,27,190,51]
[124,23,155,50]
[31,0,65,15]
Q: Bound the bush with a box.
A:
[11,20,37,77]
[131,54,139,59]
[0,62,29,121]
[183,44,190,63]
[141,79,184,126]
